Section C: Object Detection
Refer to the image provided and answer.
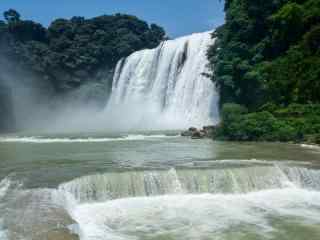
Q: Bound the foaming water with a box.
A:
[301,144,320,150]
[0,182,79,240]
[2,161,320,240]
[71,189,320,240]
[55,162,320,239]
[0,178,11,200]
[0,134,179,143]
[106,31,219,129]
[2,135,320,240]
[59,164,320,203]
[0,178,10,240]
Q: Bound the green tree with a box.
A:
[4,9,20,23]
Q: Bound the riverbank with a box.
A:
[181,103,320,147]
[204,103,320,145]
[1,130,320,239]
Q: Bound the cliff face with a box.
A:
[0,82,14,132]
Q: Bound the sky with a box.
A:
[0,0,225,38]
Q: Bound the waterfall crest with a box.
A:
[59,164,320,203]
[106,31,219,129]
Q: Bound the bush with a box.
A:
[221,103,248,124]
[215,104,320,142]
[242,111,277,141]
[217,103,248,140]
[1,10,166,93]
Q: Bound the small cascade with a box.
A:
[0,178,11,200]
[58,164,320,203]
[106,31,219,129]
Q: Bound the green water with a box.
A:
[1,131,319,187]
[1,131,320,240]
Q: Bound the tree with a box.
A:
[4,9,20,23]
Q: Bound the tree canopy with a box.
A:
[208,0,320,109]
[0,10,166,92]
[208,0,320,143]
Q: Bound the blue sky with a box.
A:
[0,0,225,38]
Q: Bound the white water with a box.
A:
[0,134,179,143]
[301,144,320,150]
[59,164,320,203]
[57,164,320,240]
[71,189,320,240]
[0,178,10,200]
[0,178,11,240]
[106,31,219,129]
[2,162,320,239]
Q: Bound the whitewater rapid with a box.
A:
[106,31,219,129]
[0,134,179,144]
[59,163,320,240]
[2,161,320,240]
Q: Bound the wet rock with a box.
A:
[182,125,217,139]
[191,130,205,139]
[181,127,198,137]
[188,127,197,132]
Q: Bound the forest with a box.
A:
[208,0,320,143]
[0,9,165,132]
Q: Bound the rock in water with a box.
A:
[191,130,205,139]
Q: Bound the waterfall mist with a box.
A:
[0,56,54,132]
[0,31,219,134]
[105,31,219,131]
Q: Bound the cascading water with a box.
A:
[56,162,320,240]
[106,31,219,129]
[58,164,320,203]
[2,159,320,240]
[1,31,320,240]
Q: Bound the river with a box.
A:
[1,131,320,240]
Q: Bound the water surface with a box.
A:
[1,131,320,240]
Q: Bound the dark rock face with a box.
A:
[0,82,14,132]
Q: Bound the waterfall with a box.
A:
[106,31,219,129]
[58,165,320,203]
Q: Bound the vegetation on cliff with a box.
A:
[213,103,320,143]
[0,9,165,132]
[0,9,165,92]
[208,0,320,142]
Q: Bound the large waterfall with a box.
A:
[106,31,219,129]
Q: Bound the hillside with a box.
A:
[0,10,166,132]
[208,0,320,143]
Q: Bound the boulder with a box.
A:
[191,130,205,139]
[181,127,198,137]
[188,127,198,132]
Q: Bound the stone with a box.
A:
[191,130,205,139]
[181,130,193,137]
[188,127,198,132]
